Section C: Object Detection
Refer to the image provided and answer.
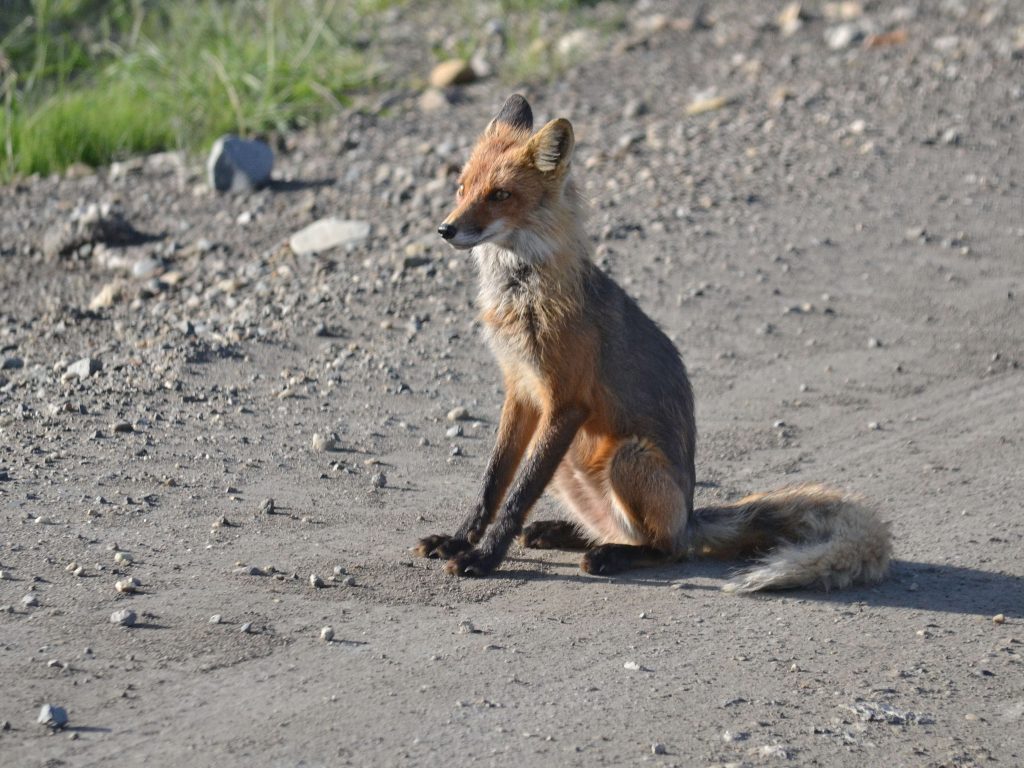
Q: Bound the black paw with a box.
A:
[520,520,589,550]
[412,534,471,559]
[580,544,666,575]
[443,549,498,577]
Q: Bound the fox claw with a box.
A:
[412,534,471,559]
[444,550,496,578]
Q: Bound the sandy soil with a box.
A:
[1,2,1023,766]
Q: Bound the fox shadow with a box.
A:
[509,556,1023,618]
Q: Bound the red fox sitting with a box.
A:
[413,94,891,592]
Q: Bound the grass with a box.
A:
[0,0,391,180]
[0,0,606,182]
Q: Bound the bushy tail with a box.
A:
[686,484,892,594]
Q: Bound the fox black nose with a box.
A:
[437,223,457,240]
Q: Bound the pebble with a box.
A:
[240,622,253,634]
[310,432,335,452]
[38,704,69,730]
[65,357,100,380]
[112,421,134,434]
[114,551,133,565]
[651,742,667,755]
[446,424,463,438]
[320,626,335,642]
[685,94,734,116]
[458,620,477,634]
[341,575,357,587]
[447,406,470,421]
[289,217,371,255]
[371,472,387,489]
[21,594,39,607]
[418,88,451,113]
[110,608,137,627]
[555,28,598,59]
[868,337,882,348]
[868,421,880,430]
[259,498,275,515]
[114,577,140,594]
[309,574,325,588]
[993,614,1006,624]
[209,614,222,624]
[429,59,476,88]
[825,23,862,50]
[207,135,274,192]
[623,661,642,671]
[132,256,161,279]
[332,565,347,577]
[1,356,23,370]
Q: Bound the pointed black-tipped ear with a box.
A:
[528,118,574,173]
[487,93,533,134]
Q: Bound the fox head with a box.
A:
[437,94,577,260]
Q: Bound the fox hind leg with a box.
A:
[579,437,687,575]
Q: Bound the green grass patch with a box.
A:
[0,0,606,181]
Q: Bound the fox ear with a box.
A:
[487,94,533,134]
[528,118,574,174]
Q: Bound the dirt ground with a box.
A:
[1,1,1023,766]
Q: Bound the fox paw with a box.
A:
[443,549,497,578]
[520,520,590,550]
[412,534,471,559]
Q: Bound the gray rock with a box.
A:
[21,593,39,607]
[289,218,371,255]
[110,608,137,627]
[65,357,100,380]
[38,704,69,730]
[207,135,274,193]
[1,356,23,370]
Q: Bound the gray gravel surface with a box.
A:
[1,1,1023,766]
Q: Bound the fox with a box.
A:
[413,94,892,592]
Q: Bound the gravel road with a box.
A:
[1,1,1022,766]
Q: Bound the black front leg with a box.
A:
[445,405,587,577]
[413,397,538,560]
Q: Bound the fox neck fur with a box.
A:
[473,177,590,364]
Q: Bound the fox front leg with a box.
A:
[445,405,587,577]
[413,397,540,560]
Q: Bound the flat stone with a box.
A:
[65,357,100,380]
[207,135,274,193]
[289,218,371,255]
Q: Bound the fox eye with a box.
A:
[488,189,511,202]
[457,183,465,198]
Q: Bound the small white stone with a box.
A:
[209,614,222,624]
[320,626,335,642]
[309,574,325,589]
[110,608,137,627]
